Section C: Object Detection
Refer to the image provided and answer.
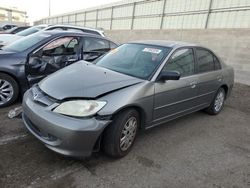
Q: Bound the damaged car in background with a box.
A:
[0,24,106,48]
[0,31,117,107]
[22,41,234,158]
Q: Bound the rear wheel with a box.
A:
[205,88,225,115]
[0,73,19,107]
[102,109,139,158]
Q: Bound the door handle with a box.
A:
[190,81,197,89]
[217,76,222,82]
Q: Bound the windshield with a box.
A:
[16,26,45,36]
[3,33,51,52]
[96,43,171,79]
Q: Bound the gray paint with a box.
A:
[105,29,250,85]
[22,41,234,157]
[39,61,143,100]
[22,90,111,157]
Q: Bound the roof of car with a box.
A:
[131,40,198,48]
[47,24,103,32]
[44,25,105,37]
[36,30,116,44]
[37,30,101,37]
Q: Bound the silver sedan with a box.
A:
[22,41,234,158]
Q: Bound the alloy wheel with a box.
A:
[214,91,225,112]
[0,79,14,105]
[120,116,137,151]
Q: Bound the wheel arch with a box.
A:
[93,105,147,152]
[220,84,229,99]
[110,105,147,130]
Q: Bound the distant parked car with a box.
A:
[22,41,234,158]
[0,26,30,34]
[0,31,117,107]
[0,24,17,31]
[0,24,105,48]
[0,25,48,48]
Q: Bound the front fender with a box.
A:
[97,81,155,127]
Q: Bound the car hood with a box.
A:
[0,34,23,46]
[39,61,144,100]
[0,49,16,55]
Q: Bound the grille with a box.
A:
[31,86,55,107]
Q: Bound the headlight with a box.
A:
[53,100,106,117]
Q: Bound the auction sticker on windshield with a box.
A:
[143,48,162,54]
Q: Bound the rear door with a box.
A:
[194,48,222,105]
[82,37,117,62]
[153,48,201,126]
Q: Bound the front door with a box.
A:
[26,36,81,86]
[152,48,200,126]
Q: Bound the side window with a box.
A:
[196,49,215,73]
[164,48,195,77]
[42,37,79,56]
[214,56,221,70]
[110,42,117,49]
[67,38,78,48]
[83,37,110,52]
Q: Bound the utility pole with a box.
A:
[49,0,51,16]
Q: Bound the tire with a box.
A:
[0,73,19,107]
[205,88,225,115]
[102,109,139,158]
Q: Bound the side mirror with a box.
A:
[157,70,181,81]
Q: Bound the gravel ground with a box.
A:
[0,83,250,188]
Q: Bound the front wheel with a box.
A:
[0,73,19,107]
[205,88,225,115]
[102,109,139,158]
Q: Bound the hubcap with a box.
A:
[214,91,224,112]
[0,79,14,105]
[120,116,137,151]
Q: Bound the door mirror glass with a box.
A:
[157,71,181,81]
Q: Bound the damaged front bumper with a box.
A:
[22,89,111,157]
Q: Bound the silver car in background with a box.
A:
[22,41,234,158]
[0,24,105,48]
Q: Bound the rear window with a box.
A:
[214,56,221,70]
[196,49,221,73]
[83,37,110,52]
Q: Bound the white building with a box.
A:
[34,0,250,30]
[0,6,27,25]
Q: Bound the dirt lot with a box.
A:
[0,83,250,188]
